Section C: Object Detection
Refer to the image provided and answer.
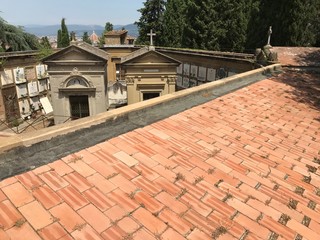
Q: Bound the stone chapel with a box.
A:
[42,41,109,125]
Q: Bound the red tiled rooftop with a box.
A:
[273,47,320,67]
[0,70,320,239]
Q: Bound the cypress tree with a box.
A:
[162,0,187,48]
[182,0,220,50]
[135,0,166,46]
[82,32,91,44]
[57,29,62,48]
[215,0,252,52]
[57,18,70,47]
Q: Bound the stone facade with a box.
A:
[0,52,50,124]
[121,47,180,105]
[43,42,109,124]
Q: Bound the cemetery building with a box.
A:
[1,32,257,127]
[0,51,50,127]
[42,41,109,125]
[104,30,130,46]
[121,46,180,104]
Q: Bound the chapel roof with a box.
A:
[121,46,181,65]
[105,30,128,36]
[42,41,109,62]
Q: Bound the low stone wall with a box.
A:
[0,64,282,180]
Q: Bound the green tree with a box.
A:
[182,0,220,50]
[57,18,70,47]
[246,0,320,49]
[0,17,39,51]
[136,0,166,46]
[40,36,51,49]
[214,0,253,52]
[37,37,53,60]
[162,0,187,48]
[57,29,62,48]
[99,21,114,47]
[82,32,92,44]
[105,22,113,32]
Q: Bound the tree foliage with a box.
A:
[98,22,114,47]
[82,32,92,44]
[0,17,40,51]
[136,0,166,45]
[162,0,187,48]
[182,0,220,50]
[105,22,113,32]
[57,18,70,48]
[247,0,320,49]
[136,0,320,52]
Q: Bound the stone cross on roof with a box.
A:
[267,26,272,46]
[147,29,156,46]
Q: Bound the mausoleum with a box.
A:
[42,41,109,124]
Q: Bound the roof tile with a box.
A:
[37,222,68,240]
[19,200,53,230]
[132,207,167,234]
[77,204,111,233]
[2,182,34,207]
[1,69,320,239]
[49,202,86,233]
[0,200,24,230]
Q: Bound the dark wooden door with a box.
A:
[69,95,89,120]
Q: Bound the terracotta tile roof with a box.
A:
[273,47,320,67]
[1,71,320,239]
[105,30,128,36]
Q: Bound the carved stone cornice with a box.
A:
[167,75,177,84]
[126,76,135,84]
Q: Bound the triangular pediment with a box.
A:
[121,49,180,65]
[42,42,109,63]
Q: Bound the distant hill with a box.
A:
[24,23,139,38]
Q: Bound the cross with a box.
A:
[147,29,156,46]
[267,26,272,46]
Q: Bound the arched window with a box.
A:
[66,78,88,88]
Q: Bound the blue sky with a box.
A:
[0,0,144,26]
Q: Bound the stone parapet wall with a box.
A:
[0,64,282,180]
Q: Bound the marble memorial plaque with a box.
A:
[0,69,14,85]
[176,75,183,87]
[183,63,190,76]
[40,97,53,114]
[190,65,198,78]
[182,77,189,88]
[30,96,40,110]
[38,79,48,92]
[207,68,216,81]
[16,83,28,98]
[28,81,39,97]
[198,67,207,82]
[36,64,47,79]
[13,67,26,84]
